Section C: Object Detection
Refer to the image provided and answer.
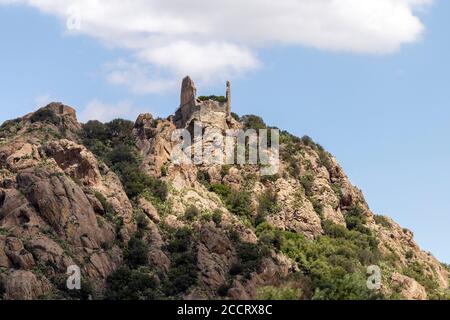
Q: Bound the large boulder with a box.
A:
[391,272,427,300]
[16,167,115,248]
[4,270,52,300]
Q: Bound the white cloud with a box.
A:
[79,99,145,122]
[105,60,177,94]
[0,0,433,91]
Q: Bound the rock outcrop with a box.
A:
[0,79,448,300]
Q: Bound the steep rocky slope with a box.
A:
[0,101,448,300]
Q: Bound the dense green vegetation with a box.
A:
[124,236,149,269]
[279,131,336,179]
[217,230,272,297]
[81,119,168,202]
[256,286,303,300]
[241,115,267,131]
[184,205,200,221]
[198,173,254,220]
[81,119,176,300]
[106,266,158,300]
[344,205,372,236]
[162,228,198,297]
[256,188,280,225]
[30,108,60,126]
[106,231,158,300]
[198,95,227,103]
[49,273,94,300]
[403,261,439,294]
[374,215,392,228]
[256,217,382,300]
[231,242,269,280]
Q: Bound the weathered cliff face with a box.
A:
[0,105,131,299]
[0,99,448,300]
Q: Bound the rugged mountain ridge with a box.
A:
[0,97,448,300]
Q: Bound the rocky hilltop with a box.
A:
[0,78,448,300]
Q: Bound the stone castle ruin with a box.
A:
[174,76,232,129]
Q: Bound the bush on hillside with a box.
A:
[300,174,314,197]
[241,115,267,130]
[185,205,200,221]
[209,183,231,200]
[105,266,158,300]
[374,215,392,228]
[163,228,198,296]
[226,190,252,218]
[198,95,227,103]
[256,286,302,300]
[124,236,148,269]
[30,108,59,126]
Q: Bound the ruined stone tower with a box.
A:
[180,76,197,112]
[174,76,232,128]
[226,80,231,120]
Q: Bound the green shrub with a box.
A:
[81,118,168,201]
[212,210,223,226]
[256,286,302,300]
[185,205,200,221]
[197,170,210,188]
[94,192,121,228]
[50,273,94,300]
[331,183,343,200]
[209,183,231,200]
[235,242,268,279]
[256,222,282,251]
[124,236,148,269]
[345,205,370,234]
[164,255,198,296]
[221,165,231,177]
[312,273,374,300]
[106,119,135,144]
[106,266,158,300]
[241,115,267,130]
[166,228,193,253]
[135,210,149,230]
[198,95,227,103]
[82,120,109,141]
[256,189,280,225]
[226,190,252,218]
[209,183,252,218]
[94,192,114,215]
[119,166,168,201]
[30,108,59,126]
[163,228,198,296]
[317,149,333,173]
[107,144,139,167]
[374,215,392,228]
[280,220,381,300]
[160,163,169,177]
[231,112,240,122]
[300,174,314,197]
[301,135,315,148]
[310,198,324,217]
[260,174,280,184]
[403,262,439,292]
[322,220,349,238]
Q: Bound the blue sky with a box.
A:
[0,1,449,263]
